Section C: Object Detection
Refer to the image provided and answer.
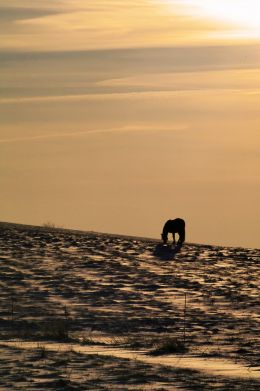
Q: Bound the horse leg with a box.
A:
[177,230,185,246]
[172,233,176,245]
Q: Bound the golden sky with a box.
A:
[0,0,259,247]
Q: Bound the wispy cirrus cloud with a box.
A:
[0,0,233,52]
[0,124,188,144]
[1,44,260,101]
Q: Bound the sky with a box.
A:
[0,0,259,248]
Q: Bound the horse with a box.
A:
[161,218,185,246]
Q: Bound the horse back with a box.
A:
[164,218,185,233]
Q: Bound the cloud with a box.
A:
[0,0,239,52]
[0,8,57,22]
[0,1,64,26]
[0,124,188,144]
[1,44,260,102]
[99,68,260,92]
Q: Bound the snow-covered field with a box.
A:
[0,222,259,390]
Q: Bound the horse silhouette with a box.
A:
[161,218,185,246]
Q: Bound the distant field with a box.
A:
[0,222,259,390]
